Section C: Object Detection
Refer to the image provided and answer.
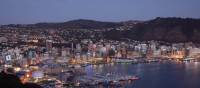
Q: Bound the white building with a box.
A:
[189,48,200,57]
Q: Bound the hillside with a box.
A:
[2,17,200,43]
[105,17,200,43]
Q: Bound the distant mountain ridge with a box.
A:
[0,19,122,29]
[31,19,123,29]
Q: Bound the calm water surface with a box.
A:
[84,61,200,88]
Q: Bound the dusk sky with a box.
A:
[0,0,200,24]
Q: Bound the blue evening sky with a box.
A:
[0,0,200,24]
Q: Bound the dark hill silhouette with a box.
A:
[105,17,200,43]
[0,70,42,88]
[0,71,24,88]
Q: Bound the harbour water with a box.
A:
[83,61,200,88]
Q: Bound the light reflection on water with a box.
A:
[83,61,200,88]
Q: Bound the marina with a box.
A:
[61,61,200,88]
[74,73,139,87]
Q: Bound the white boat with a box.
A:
[74,65,81,68]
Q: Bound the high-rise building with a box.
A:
[46,40,53,54]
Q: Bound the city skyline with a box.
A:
[0,0,200,24]
[1,0,200,88]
